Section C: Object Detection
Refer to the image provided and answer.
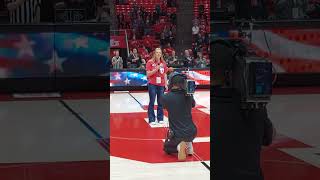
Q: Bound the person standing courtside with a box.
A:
[146,48,168,125]
[6,0,41,24]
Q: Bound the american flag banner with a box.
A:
[181,69,210,85]
[249,29,320,73]
[110,69,210,87]
[0,32,109,79]
[222,28,320,73]
[110,71,148,87]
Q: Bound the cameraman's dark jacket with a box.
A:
[212,86,272,180]
[162,89,197,141]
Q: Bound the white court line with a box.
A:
[162,137,210,143]
[110,136,210,143]
[113,91,129,93]
[279,147,320,168]
[144,110,169,128]
[144,118,169,128]
[197,108,210,115]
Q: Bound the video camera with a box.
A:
[168,71,196,96]
[212,38,273,108]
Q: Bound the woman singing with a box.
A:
[146,48,168,125]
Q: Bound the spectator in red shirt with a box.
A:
[146,48,168,125]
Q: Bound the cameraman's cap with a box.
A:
[169,72,187,85]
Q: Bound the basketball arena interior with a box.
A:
[0,0,319,179]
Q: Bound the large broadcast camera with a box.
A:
[212,38,273,109]
[168,71,196,96]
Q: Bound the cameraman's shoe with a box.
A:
[186,142,194,155]
[177,141,187,161]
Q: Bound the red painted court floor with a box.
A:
[110,89,320,180]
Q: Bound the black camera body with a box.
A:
[232,56,272,103]
[212,39,272,108]
[168,72,196,96]
[185,79,196,95]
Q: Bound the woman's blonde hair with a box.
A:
[151,47,166,63]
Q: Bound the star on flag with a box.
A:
[45,51,67,73]
[124,77,131,85]
[115,72,121,80]
[14,35,35,57]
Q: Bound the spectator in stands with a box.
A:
[155,4,162,15]
[171,24,176,37]
[160,32,166,47]
[131,1,138,14]
[198,2,205,19]
[144,17,151,35]
[164,42,173,54]
[170,13,177,25]
[200,22,206,34]
[140,46,150,61]
[190,0,210,64]
[163,25,171,44]
[168,26,175,46]
[167,50,180,67]
[116,1,177,58]
[196,33,204,46]
[127,48,145,69]
[192,23,200,38]
[112,50,123,69]
[195,52,207,68]
[124,14,130,28]
[163,49,170,62]
[153,6,160,21]
[117,13,124,29]
[183,49,194,68]
[193,17,200,27]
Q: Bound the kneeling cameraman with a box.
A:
[212,39,275,180]
[161,72,197,161]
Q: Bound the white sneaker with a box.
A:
[158,120,164,124]
[186,142,194,155]
[177,141,187,161]
[150,122,157,126]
